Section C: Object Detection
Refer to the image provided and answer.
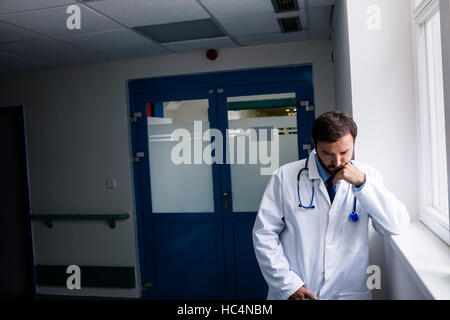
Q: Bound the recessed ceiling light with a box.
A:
[135,19,225,43]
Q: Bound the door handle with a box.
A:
[222,191,229,209]
[142,281,152,292]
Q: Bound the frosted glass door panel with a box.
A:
[147,99,214,213]
[227,93,299,213]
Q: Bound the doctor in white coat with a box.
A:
[253,111,410,300]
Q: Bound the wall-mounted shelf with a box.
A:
[31,213,130,229]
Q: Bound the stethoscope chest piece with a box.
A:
[348,211,359,223]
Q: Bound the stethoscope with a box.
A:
[297,156,359,223]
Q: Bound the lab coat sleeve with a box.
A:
[353,166,410,235]
[252,168,305,300]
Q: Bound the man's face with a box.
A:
[316,133,354,175]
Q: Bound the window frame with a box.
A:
[412,0,450,245]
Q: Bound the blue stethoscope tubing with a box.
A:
[297,157,315,209]
[297,156,359,223]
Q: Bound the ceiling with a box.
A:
[0,0,335,73]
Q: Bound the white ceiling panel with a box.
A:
[0,0,335,73]
[0,51,53,72]
[0,38,108,65]
[199,0,309,19]
[199,0,275,19]
[86,0,210,27]
[58,29,170,58]
[309,0,335,6]
[218,9,308,36]
[218,14,280,36]
[162,36,236,53]
[0,4,123,37]
[0,21,42,44]
[235,31,309,46]
[0,0,76,15]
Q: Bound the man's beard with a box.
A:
[328,166,344,176]
[317,154,344,176]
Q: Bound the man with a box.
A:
[252,111,410,300]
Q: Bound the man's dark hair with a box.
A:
[312,111,358,146]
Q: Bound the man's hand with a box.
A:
[333,162,366,187]
[288,286,318,300]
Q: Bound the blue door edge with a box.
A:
[214,81,313,298]
[127,64,316,300]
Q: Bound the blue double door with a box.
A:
[130,67,314,299]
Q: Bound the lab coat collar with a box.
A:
[308,149,342,208]
[315,153,333,183]
[307,150,321,181]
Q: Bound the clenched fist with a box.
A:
[288,286,318,300]
[333,162,366,187]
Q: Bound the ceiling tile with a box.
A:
[135,19,225,43]
[279,9,309,28]
[0,21,42,44]
[216,7,308,36]
[0,0,334,72]
[162,36,236,53]
[218,14,281,36]
[86,0,210,28]
[0,51,53,72]
[0,4,123,37]
[309,0,335,7]
[199,0,275,18]
[200,0,308,19]
[58,29,170,58]
[0,38,108,66]
[235,31,309,46]
[0,0,76,15]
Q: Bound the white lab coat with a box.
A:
[253,150,410,300]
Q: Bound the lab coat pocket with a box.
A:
[338,290,371,300]
[340,212,368,253]
[341,218,358,253]
[295,206,320,226]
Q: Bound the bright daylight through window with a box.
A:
[413,0,449,243]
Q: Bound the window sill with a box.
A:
[387,221,450,300]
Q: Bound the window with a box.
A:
[413,0,450,244]
[415,0,426,9]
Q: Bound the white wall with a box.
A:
[0,39,335,298]
[346,0,419,220]
[383,239,427,299]
[333,0,423,299]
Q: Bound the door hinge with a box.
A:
[141,281,152,292]
[130,112,142,123]
[301,100,315,112]
[303,144,312,153]
[133,152,145,162]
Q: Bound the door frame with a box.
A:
[0,106,36,299]
[127,65,315,299]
